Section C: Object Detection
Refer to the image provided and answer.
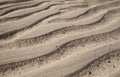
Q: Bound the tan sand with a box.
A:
[0,0,120,77]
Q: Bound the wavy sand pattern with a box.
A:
[0,0,120,77]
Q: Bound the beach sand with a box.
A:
[0,0,120,77]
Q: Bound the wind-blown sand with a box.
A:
[0,0,120,77]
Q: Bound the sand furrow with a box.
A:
[0,2,63,23]
[0,0,117,28]
[45,0,120,23]
[0,0,32,6]
[66,49,120,77]
[26,43,120,77]
[24,7,120,39]
[0,1,33,10]
[0,5,62,38]
[0,6,116,44]
[1,6,120,46]
[0,2,87,20]
[0,28,120,76]
[0,0,49,17]
[2,0,118,41]
[41,0,119,23]
[0,0,91,21]
[0,25,120,65]
[0,9,105,43]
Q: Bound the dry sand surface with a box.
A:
[0,0,120,77]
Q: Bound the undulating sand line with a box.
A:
[0,0,120,77]
[66,49,120,77]
[0,1,33,10]
[0,0,117,34]
[0,0,120,41]
[0,0,32,6]
[0,0,49,17]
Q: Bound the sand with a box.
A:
[0,0,120,77]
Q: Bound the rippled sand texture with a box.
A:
[0,0,120,77]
